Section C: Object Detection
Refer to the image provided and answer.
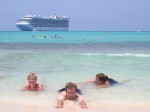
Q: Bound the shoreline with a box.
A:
[0,101,150,112]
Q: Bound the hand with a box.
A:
[55,100,64,109]
[80,100,88,109]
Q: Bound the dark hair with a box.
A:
[96,73,108,83]
[65,82,77,92]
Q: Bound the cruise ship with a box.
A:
[15,14,70,31]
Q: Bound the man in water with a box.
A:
[55,82,88,109]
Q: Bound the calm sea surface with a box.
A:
[0,31,150,105]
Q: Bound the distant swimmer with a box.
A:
[51,34,56,38]
[51,34,63,38]
[23,73,43,91]
[55,82,87,109]
[103,32,109,37]
[38,36,43,38]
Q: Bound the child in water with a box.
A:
[23,73,43,91]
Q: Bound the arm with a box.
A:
[98,80,110,87]
[85,78,95,83]
[55,92,66,108]
[77,94,88,109]
[76,78,95,84]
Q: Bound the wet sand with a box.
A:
[0,101,150,112]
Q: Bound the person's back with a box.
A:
[108,78,118,86]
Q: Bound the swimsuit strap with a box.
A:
[35,84,39,89]
[29,83,39,89]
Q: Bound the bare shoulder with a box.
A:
[23,84,29,90]
[60,91,66,96]
[39,84,44,90]
[76,93,82,98]
[105,80,110,86]
[57,91,66,100]
[24,83,29,88]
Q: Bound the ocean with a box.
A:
[0,31,150,106]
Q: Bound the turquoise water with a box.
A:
[0,31,150,43]
[0,31,150,105]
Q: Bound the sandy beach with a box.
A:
[0,101,150,112]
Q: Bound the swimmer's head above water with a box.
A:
[96,73,108,84]
[65,82,77,100]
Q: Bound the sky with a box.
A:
[0,0,150,31]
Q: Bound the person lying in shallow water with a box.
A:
[55,82,88,109]
[23,73,43,91]
[85,73,118,87]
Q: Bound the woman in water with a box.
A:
[85,73,118,87]
[23,73,43,91]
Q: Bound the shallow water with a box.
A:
[0,31,150,105]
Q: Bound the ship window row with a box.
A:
[31,20,68,24]
[32,25,68,27]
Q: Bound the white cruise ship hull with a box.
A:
[15,14,70,31]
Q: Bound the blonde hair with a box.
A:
[27,73,37,81]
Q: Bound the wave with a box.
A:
[80,53,150,57]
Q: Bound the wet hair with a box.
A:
[65,82,77,92]
[27,73,37,81]
[96,73,108,83]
